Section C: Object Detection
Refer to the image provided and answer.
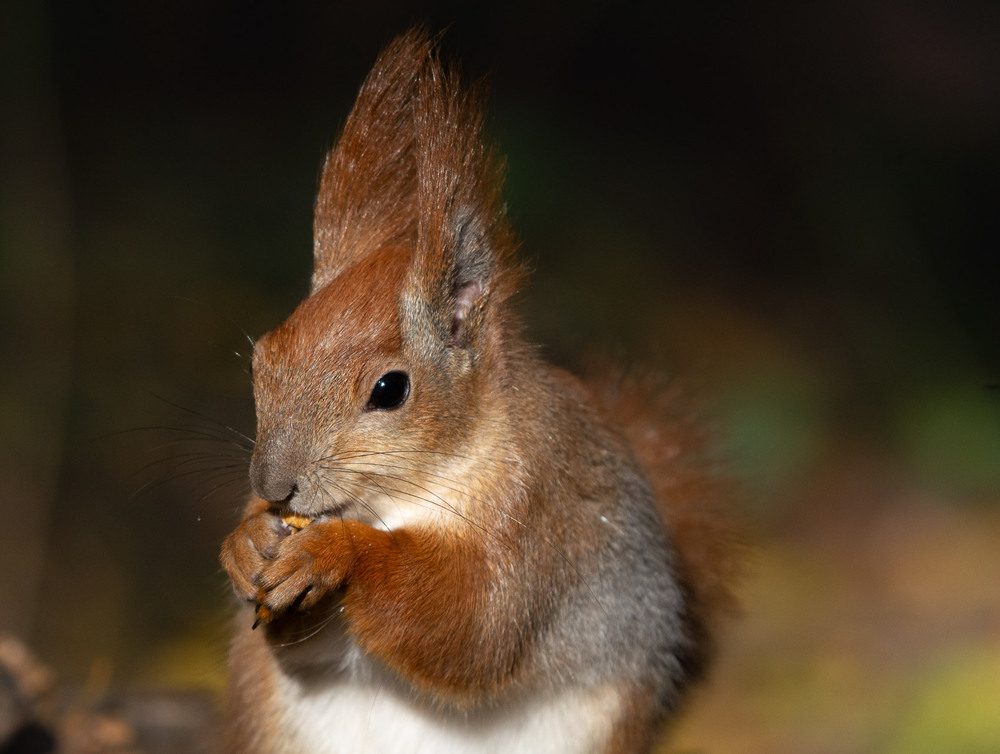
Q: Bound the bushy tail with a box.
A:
[594,368,742,678]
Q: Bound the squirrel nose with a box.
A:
[249,452,300,504]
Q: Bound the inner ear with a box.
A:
[451,278,483,342]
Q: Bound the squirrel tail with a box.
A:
[595,367,742,680]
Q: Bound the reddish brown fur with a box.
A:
[220,28,737,754]
[312,31,520,303]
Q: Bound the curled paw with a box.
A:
[220,500,286,602]
[251,522,352,625]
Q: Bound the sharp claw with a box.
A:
[255,603,276,626]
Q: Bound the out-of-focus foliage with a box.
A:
[1,1,997,751]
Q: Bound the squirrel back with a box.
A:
[220,29,737,754]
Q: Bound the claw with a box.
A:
[254,602,277,627]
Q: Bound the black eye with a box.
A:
[365,371,410,411]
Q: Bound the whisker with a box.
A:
[349,471,488,532]
[108,424,253,453]
[130,449,248,477]
[270,605,343,648]
[312,470,395,534]
[308,439,608,617]
[148,394,256,448]
[191,472,251,506]
[323,459,528,537]
[316,465,512,555]
[129,464,248,503]
[344,460,482,500]
[314,455,607,616]
[316,447,519,476]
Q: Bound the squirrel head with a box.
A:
[248,30,522,526]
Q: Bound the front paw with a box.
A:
[254,522,352,624]
[220,499,285,602]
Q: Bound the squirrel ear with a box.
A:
[441,211,493,347]
[401,56,518,353]
[313,28,520,347]
[310,30,430,290]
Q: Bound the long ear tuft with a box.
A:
[313,29,521,349]
[312,30,432,288]
[404,37,522,353]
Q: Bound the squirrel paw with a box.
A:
[220,501,285,603]
[252,521,351,625]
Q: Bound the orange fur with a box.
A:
[219,28,737,754]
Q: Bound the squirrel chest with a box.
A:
[233,621,631,754]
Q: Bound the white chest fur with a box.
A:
[273,649,621,754]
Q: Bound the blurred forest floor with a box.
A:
[670,455,1000,753]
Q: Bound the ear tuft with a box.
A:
[311,29,435,289]
[400,46,521,353]
[313,28,523,353]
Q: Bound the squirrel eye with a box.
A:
[365,371,410,411]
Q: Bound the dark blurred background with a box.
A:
[2,2,998,751]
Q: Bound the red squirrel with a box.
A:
[220,29,736,754]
